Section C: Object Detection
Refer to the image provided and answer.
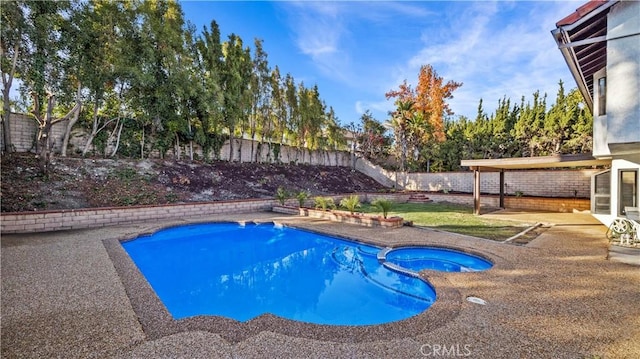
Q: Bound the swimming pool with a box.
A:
[383,247,493,273]
[122,222,491,326]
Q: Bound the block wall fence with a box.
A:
[355,157,599,199]
[0,112,351,166]
[2,112,597,199]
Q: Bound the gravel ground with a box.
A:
[2,210,639,358]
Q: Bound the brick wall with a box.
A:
[424,193,590,212]
[0,192,590,234]
[0,198,276,234]
[0,193,415,234]
[355,157,597,199]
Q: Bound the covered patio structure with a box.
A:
[461,153,611,215]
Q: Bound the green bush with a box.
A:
[275,186,289,205]
[314,196,336,211]
[372,198,394,219]
[340,195,361,214]
[296,191,309,207]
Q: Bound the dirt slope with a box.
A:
[1,153,388,212]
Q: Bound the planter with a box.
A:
[272,205,404,228]
[271,205,300,215]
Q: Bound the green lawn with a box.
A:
[362,202,533,241]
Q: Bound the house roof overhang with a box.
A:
[460,153,611,172]
[550,0,617,113]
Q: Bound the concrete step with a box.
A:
[407,193,433,203]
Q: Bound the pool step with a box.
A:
[407,193,433,204]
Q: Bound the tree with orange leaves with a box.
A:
[385,65,461,171]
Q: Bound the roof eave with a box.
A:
[551,28,594,112]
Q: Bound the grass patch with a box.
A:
[362,202,533,241]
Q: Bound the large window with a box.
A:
[619,170,638,215]
[592,170,611,214]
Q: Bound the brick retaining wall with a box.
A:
[0,199,276,234]
[424,193,590,213]
[0,192,589,234]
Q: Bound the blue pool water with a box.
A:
[385,247,493,273]
[122,222,490,325]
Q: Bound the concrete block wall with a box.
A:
[3,112,352,167]
[0,113,69,153]
[0,198,276,234]
[356,157,598,199]
[424,193,590,213]
[220,138,351,166]
[401,170,597,198]
[0,193,416,234]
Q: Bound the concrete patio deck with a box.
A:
[2,210,639,358]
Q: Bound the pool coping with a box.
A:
[104,220,500,344]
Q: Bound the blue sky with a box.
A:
[181,1,582,127]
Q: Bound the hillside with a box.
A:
[0,153,388,213]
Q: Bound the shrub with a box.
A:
[340,194,361,214]
[275,186,289,205]
[372,198,394,219]
[314,196,336,211]
[296,190,309,207]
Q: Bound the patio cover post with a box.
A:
[474,168,481,215]
[500,170,505,209]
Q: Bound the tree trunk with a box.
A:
[140,129,145,159]
[61,84,83,157]
[81,102,100,156]
[110,119,124,157]
[2,94,12,153]
[228,128,235,162]
[1,42,19,153]
[33,93,80,173]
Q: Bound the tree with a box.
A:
[385,65,461,171]
[249,38,271,162]
[413,64,462,142]
[512,91,546,157]
[68,0,129,157]
[563,88,592,153]
[195,20,225,159]
[385,98,414,171]
[1,0,27,153]
[21,0,83,172]
[357,110,389,160]
[220,33,252,162]
[269,66,286,161]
